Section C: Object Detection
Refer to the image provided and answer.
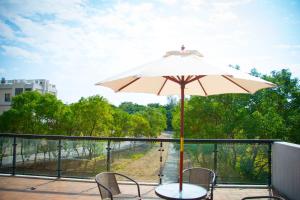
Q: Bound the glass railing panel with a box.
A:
[165,143,215,184]
[184,143,214,169]
[161,142,179,184]
[111,141,160,183]
[61,139,107,178]
[0,134,273,185]
[160,142,215,184]
[217,143,269,184]
[15,138,58,176]
[0,137,13,174]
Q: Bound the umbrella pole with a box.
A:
[179,83,185,192]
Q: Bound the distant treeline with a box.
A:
[0,69,299,144]
[0,93,169,138]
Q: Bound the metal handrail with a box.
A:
[0,133,280,143]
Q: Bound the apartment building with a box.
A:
[0,78,57,114]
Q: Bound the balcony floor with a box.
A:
[0,176,273,200]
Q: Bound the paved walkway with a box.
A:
[0,176,273,200]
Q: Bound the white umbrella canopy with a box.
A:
[96,48,276,192]
[96,50,275,96]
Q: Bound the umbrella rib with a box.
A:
[172,76,180,82]
[186,75,206,84]
[163,76,180,84]
[222,75,251,93]
[117,77,140,92]
[197,79,207,96]
[185,75,193,82]
[157,78,168,95]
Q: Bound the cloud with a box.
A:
[274,44,300,50]
[209,0,250,23]
[0,0,253,68]
[0,21,15,40]
[1,45,41,62]
[159,0,177,6]
[0,0,87,22]
[182,0,207,11]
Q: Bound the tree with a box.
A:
[71,95,113,136]
[165,96,177,131]
[34,93,67,134]
[0,91,70,135]
[248,69,300,142]
[119,102,146,114]
[0,109,21,133]
[130,114,150,137]
[178,94,250,139]
[9,91,42,134]
[140,107,167,137]
[110,108,131,137]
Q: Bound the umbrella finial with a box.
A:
[181,45,185,51]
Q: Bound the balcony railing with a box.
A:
[0,133,279,186]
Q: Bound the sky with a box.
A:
[0,0,300,105]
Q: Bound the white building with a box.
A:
[0,78,57,114]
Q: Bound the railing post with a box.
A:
[12,136,17,175]
[158,142,164,184]
[268,142,272,187]
[57,139,62,178]
[213,143,218,184]
[106,140,111,171]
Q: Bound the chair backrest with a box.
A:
[183,167,215,191]
[95,172,121,199]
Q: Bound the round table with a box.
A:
[155,183,207,200]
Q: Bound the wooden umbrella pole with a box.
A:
[179,82,185,192]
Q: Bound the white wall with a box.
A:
[272,142,300,200]
[0,88,12,104]
[0,88,12,114]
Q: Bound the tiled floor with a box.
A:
[0,176,273,200]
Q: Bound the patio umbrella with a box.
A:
[95,47,276,191]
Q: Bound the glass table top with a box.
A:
[155,183,207,200]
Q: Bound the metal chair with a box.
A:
[183,167,216,200]
[95,172,141,200]
[242,196,286,200]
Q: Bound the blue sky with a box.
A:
[0,0,300,105]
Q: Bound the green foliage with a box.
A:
[0,91,66,134]
[131,153,144,160]
[111,108,131,137]
[165,96,177,130]
[172,69,300,144]
[119,102,147,114]
[140,107,167,137]
[70,96,113,136]
[0,92,167,137]
[130,114,150,137]
[119,102,167,137]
